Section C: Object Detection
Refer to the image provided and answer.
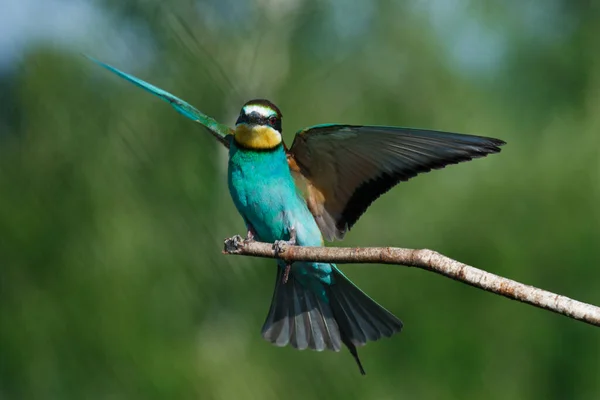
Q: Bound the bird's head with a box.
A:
[234,99,283,150]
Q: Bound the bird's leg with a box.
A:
[273,227,297,285]
[244,223,257,244]
[282,264,291,285]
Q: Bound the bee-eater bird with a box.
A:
[89,57,505,375]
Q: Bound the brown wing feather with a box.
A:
[288,154,339,240]
[287,125,505,241]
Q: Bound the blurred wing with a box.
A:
[288,124,506,241]
[87,56,232,147]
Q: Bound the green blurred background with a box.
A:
[1,0,599,398]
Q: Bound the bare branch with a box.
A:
[223,235,600,327]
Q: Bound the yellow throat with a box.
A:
[234,123,282,150]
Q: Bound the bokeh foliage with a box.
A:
[1,1,599,399]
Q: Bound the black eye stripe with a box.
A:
[236,112,249,125]
[236,110,282,132]
[252,114,278,125]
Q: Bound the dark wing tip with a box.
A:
[339,135,506,233]
[470,136,506,154]
[490,137,507,146]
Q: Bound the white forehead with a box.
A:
[243,104,276,118]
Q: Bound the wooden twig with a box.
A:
[223,235,600,327]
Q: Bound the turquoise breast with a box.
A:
[227,140,322,245]
[227,139,334,290]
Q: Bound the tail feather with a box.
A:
[262,268,342,352]
[261,266,402,375]
[306,297,326,350]
[313,293,342,351]
[264,270,291,347]
[291,284,309,349]
[329,269,403,345]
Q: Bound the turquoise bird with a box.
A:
[89,58,505,375]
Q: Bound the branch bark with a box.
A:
[223,235,600,327]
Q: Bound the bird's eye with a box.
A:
[269,116,277,125]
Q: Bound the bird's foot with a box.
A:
[272,227,297,254]
[223,235,245,254]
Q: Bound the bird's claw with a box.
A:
[223,235,245,254]
[272,240,287,254]
[272,227,297,254]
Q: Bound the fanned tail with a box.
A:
[261,266,403,375]
[262,267,342,352]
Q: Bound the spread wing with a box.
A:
[87,56,232,147]
[287,124,506,241]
